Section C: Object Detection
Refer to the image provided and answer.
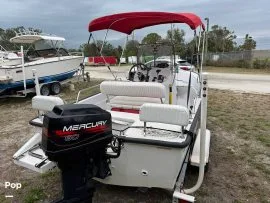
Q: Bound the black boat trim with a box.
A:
[119,134,192,148]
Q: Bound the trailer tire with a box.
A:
[50,82,61,95]
[40,84,50,96]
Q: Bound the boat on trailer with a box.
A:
[0,30,83,96]
[13,12,211,203]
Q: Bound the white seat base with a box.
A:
[124,120,186,143]
[110,110,139,123]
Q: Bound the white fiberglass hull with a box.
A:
[0,56,83,92]
[98,143,188,189]
[0,56,83,82]
[0,58,22,66]
[82,94,194,189]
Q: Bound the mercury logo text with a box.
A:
[63,120,107,132]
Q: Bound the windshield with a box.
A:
[178,60,191,66]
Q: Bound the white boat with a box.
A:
[0,45,21,66]
[13,12,210,203]
[0,30,83,95]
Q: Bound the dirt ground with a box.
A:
[0,80,269,202]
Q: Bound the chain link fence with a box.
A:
[206,50,270,69]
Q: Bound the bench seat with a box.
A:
[100,81,166,112]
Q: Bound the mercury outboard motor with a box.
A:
[42,104,120,203]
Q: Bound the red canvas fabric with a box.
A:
[88,12,205,34]
[88,56,117,65]
[111,108,140,114]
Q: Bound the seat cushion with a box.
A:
[100,81,166,98]
[140,103,189,126]
[32,96,64,111]
[109,96,162,110]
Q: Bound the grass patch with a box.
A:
[208,90,270,148]
[23,188,45,203]
[257,135,270,147]
[60,78,103,103]
[0,196,6,203]
[208,89,270,176]
[254,162,270,176]
[41,170,59,180]
[233,200,243,203]
[248,158,270,177]
[205,89,270,202]
[195,187,209,197]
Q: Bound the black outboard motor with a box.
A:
[42,104,116,203]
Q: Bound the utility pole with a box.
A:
[204,18,209,66]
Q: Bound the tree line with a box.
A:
[0,25,256,59]
[80,25,256,59]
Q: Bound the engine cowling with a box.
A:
[42,104,112,160]
[41,104,114,203]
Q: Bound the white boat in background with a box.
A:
[0,45,21,66]
[0,30,83,96]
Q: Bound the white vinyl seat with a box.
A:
[32,96,64,111]
[30,96,64,127]
[140,103,189,126]
[124,103,190,140]
[100,81,166,111]
[110,96,161,110]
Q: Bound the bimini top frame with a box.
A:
[86,11,206,81]
[88,12,205,34]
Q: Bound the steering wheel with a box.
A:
[128,63,150,82]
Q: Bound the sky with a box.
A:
[0,0,270,49]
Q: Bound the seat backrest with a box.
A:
[100,81,166,98]
[32,96,64,111]
[140,103,189,126]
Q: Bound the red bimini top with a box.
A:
[88,12,205,34]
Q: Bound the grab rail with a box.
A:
[76,84,101,103]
